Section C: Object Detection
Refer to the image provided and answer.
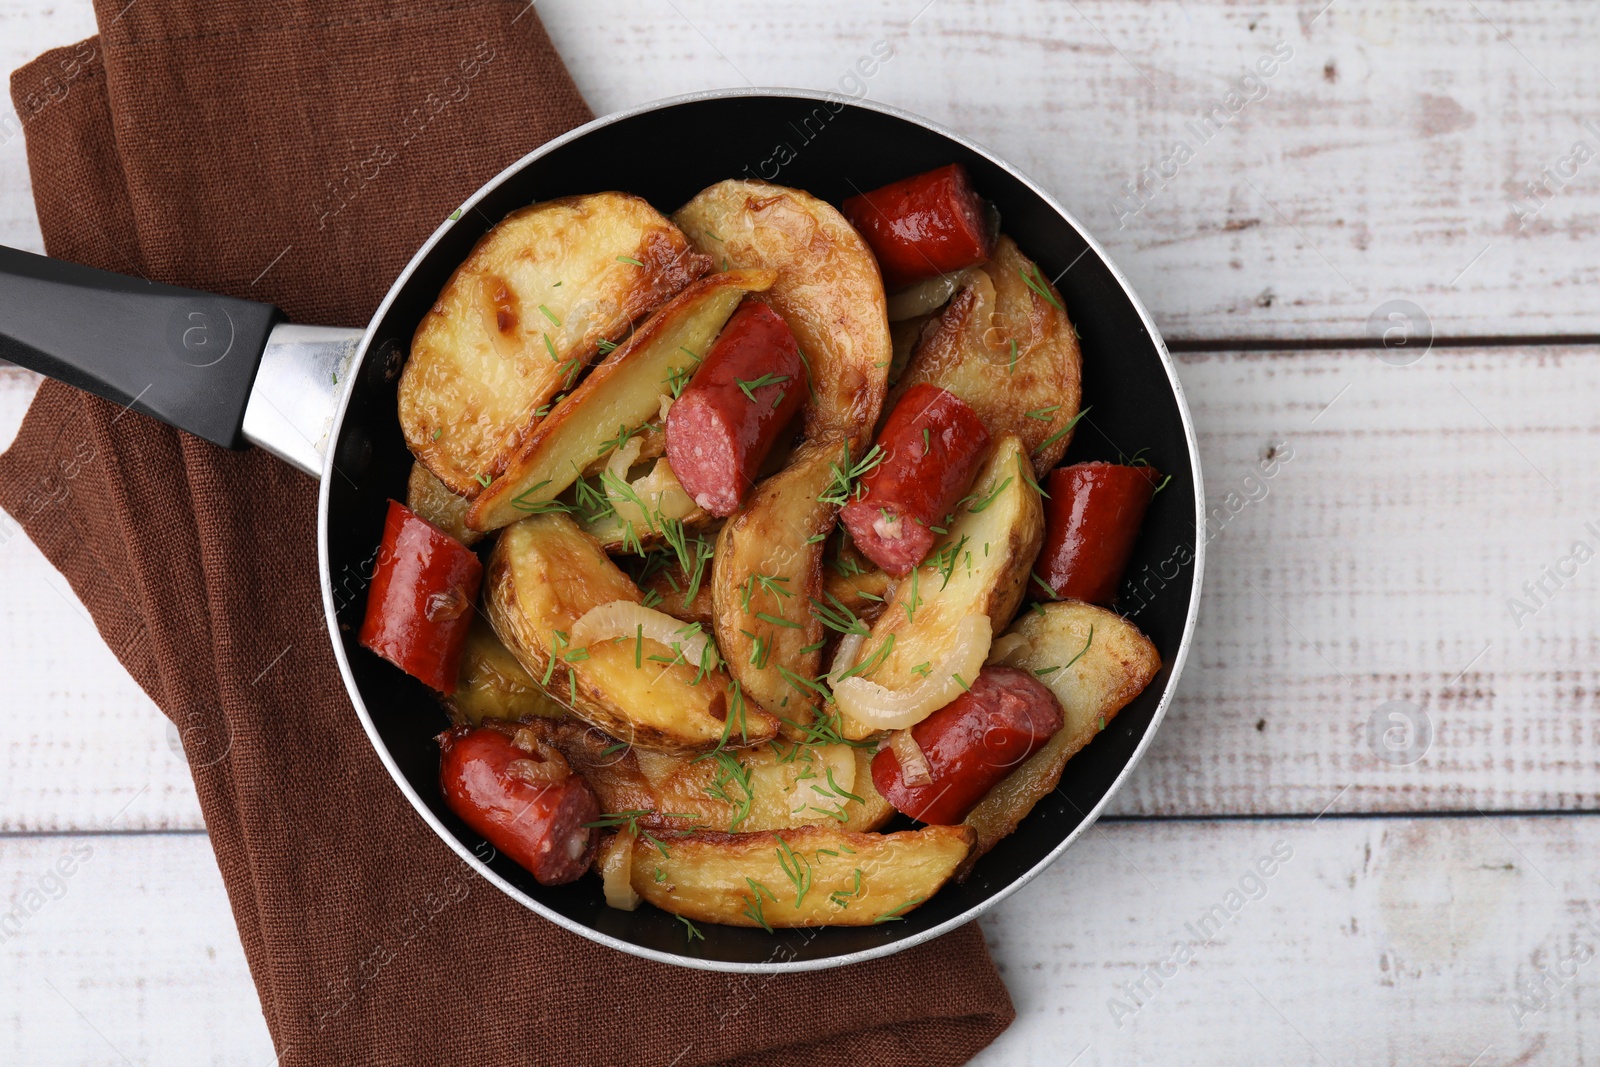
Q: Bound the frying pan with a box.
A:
[0,89,1203,972]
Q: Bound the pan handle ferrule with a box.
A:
[242,323,363,478]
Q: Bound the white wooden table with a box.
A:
[5,2,1599,1063]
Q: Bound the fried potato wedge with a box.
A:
[711,437,840,725]
[443,616,567,726]
[484,513,776,754]
[962,600,1161,870]
[526,718,892,833]
[636,556,718,628]
[824,564,894,626]
[626,823,974,927]
[406,461,482,547]
[840,435,1044,739]
[674,180,892,448]
[401,193,711,495]
[469,269,775,532]
[892,236,1082,476]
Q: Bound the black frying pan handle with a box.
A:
[0,245,282,448]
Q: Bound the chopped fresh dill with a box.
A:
[617,255,645,267]
[928,534,970,591]
[969,476,1013,513]
[742,878,775,931]
[903,568,922,623]
[837,633,894,681]
[825,766,863,804]
[794,346,820,404]
[809,592,870,637]
[1025,404,1062,421]
[1037,405,1091,453]
[873,897,924,923]
[1030,570,1059,598]
[831,868,865,908]
[537,304,561,326]
[1018,262,1065,311]
[818,443,884,507]
[734,372,790,403]
[775,837,813,907]
[661,519,713,608]
[776,663,833,703]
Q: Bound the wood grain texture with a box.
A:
[973,814,1600,1066]
[0,0,96,253]
[0,833,274,1065]
[1110,342,1600,816]
[535,0,1600,343]
[5,817,1597,1066]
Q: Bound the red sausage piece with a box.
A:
[840,384,991,578]
[842,164,996,290]
[438,724,599,886]
[872,666,1064,825]
[359,499,483,694]
[1036,462,1163,606]
[665,301,807,516]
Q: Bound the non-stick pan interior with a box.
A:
[325,93,1200,969]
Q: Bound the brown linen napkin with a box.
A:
[0,2,1016,1064]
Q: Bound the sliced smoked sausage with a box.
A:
[839,383,990,577]
[841,164,996,290]
[665,301,806,516]
[359,500,483,694]
[871,665,1064,825]
[438,723,599,885]
[1036,461,1162,606]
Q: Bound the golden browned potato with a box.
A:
[484,513,777,754]
[637,557,718,628]
[962,600,1161,869]
[526,718,891,834]
[892,236,1082,476]
[710,438,839,726]
[443,616,568,725]
[838,435,1044,739]
[824,564,893,626]
[673,180,892,449]
[623,823,974,928]
[406,461,482,547]
[469,269,776,532]
[400,193,712,496]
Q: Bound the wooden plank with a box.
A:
[6,341,1600,828]
[0,0,96,253]
[2,2,1597,342]
[1110,343,1600,816]
[0,832,274,1065]
[973,814,1600,1066]
[534,0,1600,343]
[3,816,1595,1065]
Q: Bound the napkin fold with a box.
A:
[0,2,1014,1063]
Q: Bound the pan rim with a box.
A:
[318,86,1206,974]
